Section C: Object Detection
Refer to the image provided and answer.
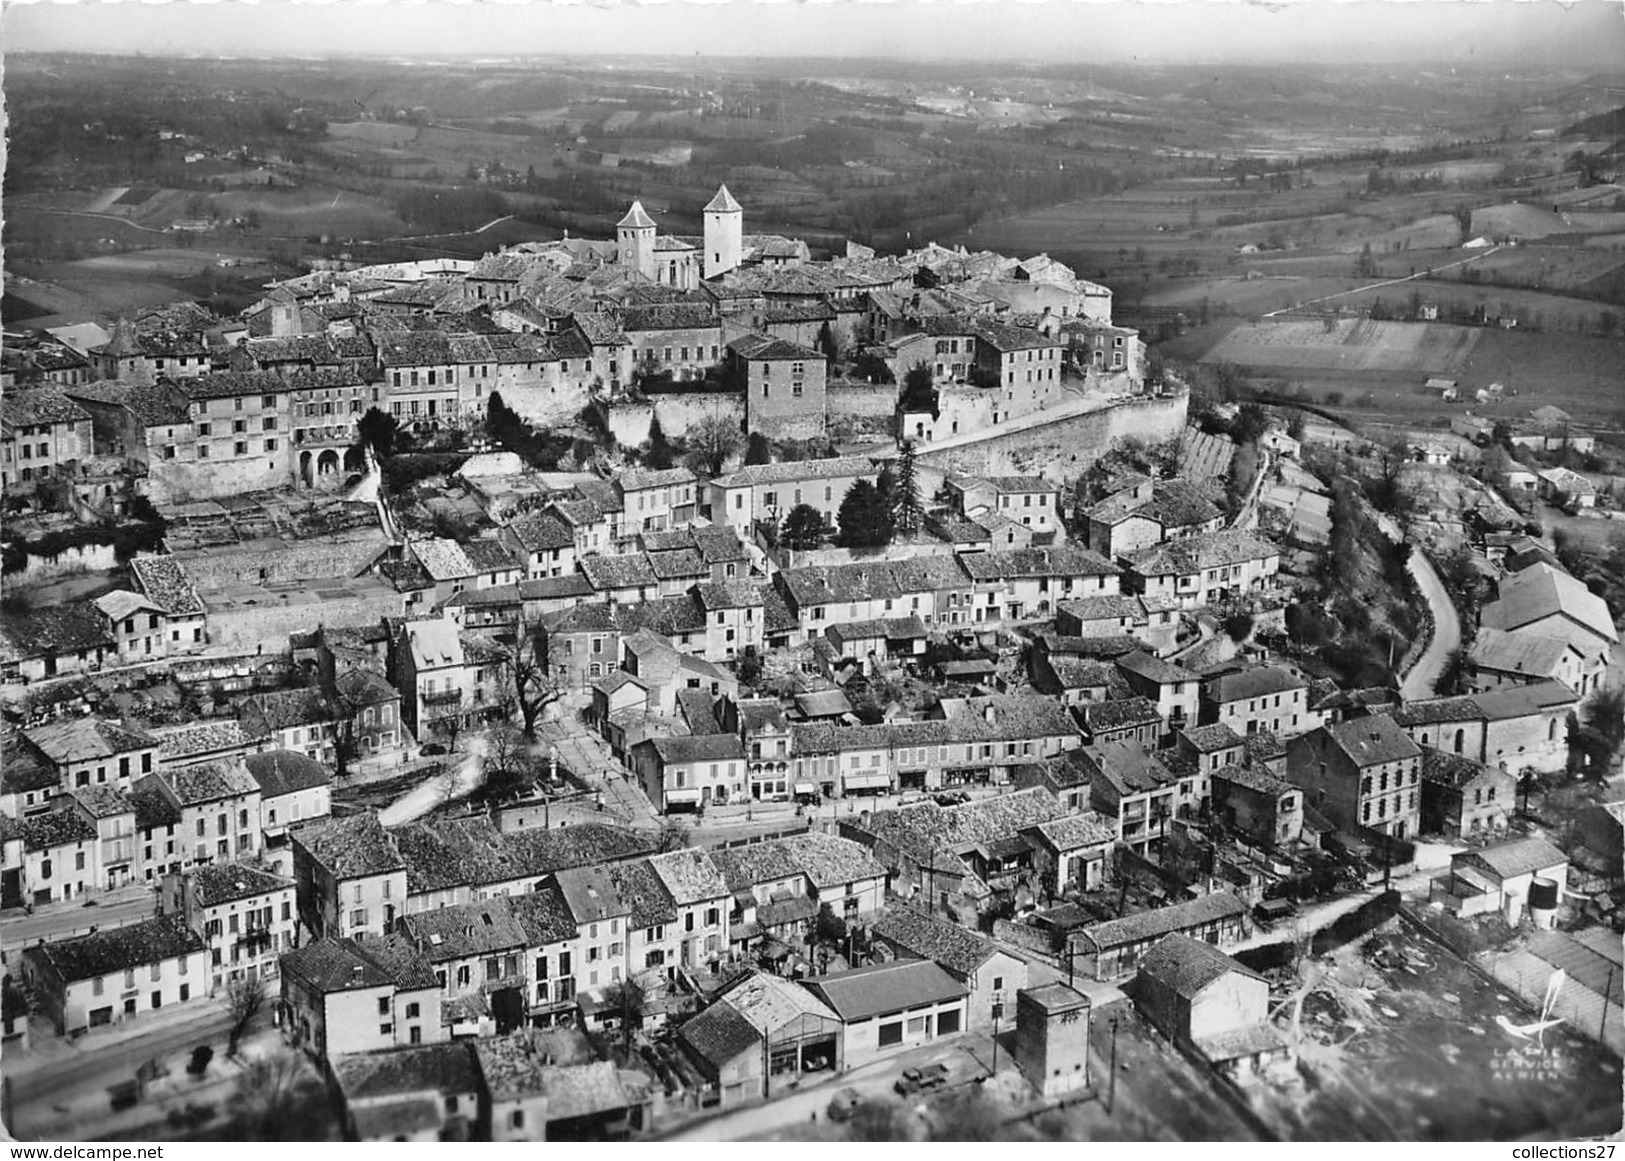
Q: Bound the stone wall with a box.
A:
[828,382,896,421]
[913,390,1188,482]
[600,392,746,447]
[205,587,405,655]
[150,452,292,505]
[178,530,389,588]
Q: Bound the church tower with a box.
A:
[617,201,657,279]
[703,185,743,280]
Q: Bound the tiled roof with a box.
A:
[399,896,529,962]
[1322,715,1421,767]
[1125,531,1281,577]
[240,687,347,734]
[805,959,967,1022]
[871,905,1001,976]
[1481,563,1617,645]
[2,388,91,428]
[244,750,332,798]
[1137,932,1261,996]
[129,777,180,831]
[1117,650,1197,686]
[710,456,876,490]
[174,370,291,402]
[958,545,1118,582]
[1181,723,1244,753]
[0,605,113,662]
[26,718,154,765]
[282,936,402,994]
[336,668,399,708]
[1468,628,1575,678]
[1083,696,1162,732]
[71,784,133,819]
[20,808,98,851]
[462,539,518,574]
[166,760,259,805]
[188,861,293,907]
[1392,696,1487,727]
[508,883,579,947]
[616,593,707,637]
[153,720,257,759]
[648,548,708,581]
[1079,892,1249,952]
[680,998,765,1068]
[621,304,719,333]
[294,811,405,881]
[1205,666,1307,703]
[411,538,477,581]
[607,858,679,929]
[1459,837,1567,881]
[649,847,729,905]
[35,915,205,983]
[1084,738,1178,796]
[581,553,658,591]
[1027,812,1117,851]
[780,562,903,607]
[1420,747,1503,791]
[1212,762,1294,796]
[332,1042,480,1104]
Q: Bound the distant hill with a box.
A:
[1562,105,1625,140]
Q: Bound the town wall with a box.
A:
[177,530,389,588]
[149,453,293,506]
[205,588,406,654]
[601,392,745,447]
[827,382,896,422]
[912,390,1188,483]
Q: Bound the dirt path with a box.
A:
[1261,246,1504,319]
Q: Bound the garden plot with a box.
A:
[1204,318,1481,375]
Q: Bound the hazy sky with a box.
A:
[5,0,1623,67]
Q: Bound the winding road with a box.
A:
[1373,512,1462,700]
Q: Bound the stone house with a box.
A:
[24,915,210,1036]
[730,333,828,441]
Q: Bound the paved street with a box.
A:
[7,1000,238,1132]
[536,717,661,831]
[0,883,157,951]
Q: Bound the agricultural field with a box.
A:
[326,120,422,147]
[1203,318,1482,375]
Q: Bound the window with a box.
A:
[878,1021,903,1047]
[937,1008,961,1034]
[510,1111,525,1130]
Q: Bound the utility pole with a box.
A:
[991,1008,1001,1076]
[1107,1018,1119,1114]
[1603,967,1615,1043]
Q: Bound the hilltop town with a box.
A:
[1,181,1622,1145]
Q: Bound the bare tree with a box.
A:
[226,974,270,1058]
[502,633,563,740]
[687,414,744,476]
[229,1049,329,1141]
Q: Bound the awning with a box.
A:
[665,788,702,804]
[844,772,891,791]
[794,781,816,795]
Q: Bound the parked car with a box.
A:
[894,1063,950,1097]
[827,1087,864,1122]
[933,791,971,808]
[420,743,447,757]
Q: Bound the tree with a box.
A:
[226,974,269,1058]
[899,363,937,415]
[602,978,647,1061]
[848,1099,920,1142]
[744,432,772,466]
[481,726,540,804]
[892,442,924,536]
[1583,686,1625,768]
[501,633,562,740]
[1454,204,1475,242]
[644,414,674,470]
[1231,402,1270,446]
[229,1050,329,1141]
[1286,410,1307,441]
[1369,435,1417,518]
[780,503,831,551]
[429,705,465,754]
[816,321,839,363]
[356,406,399,458]
[837,478,894,548]
[687,414,744,476]
[736,646,763,687]
[657,820,690,853]
[1433,645,1473,697]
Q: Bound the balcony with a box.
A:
[421,687,464,707]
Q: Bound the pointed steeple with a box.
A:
[617,201,657,230]
[704,184,742,214]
